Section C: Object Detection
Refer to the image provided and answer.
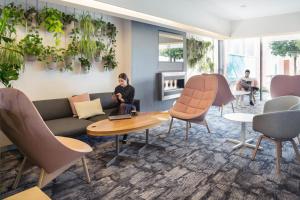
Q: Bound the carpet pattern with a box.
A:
[1,100,300,200]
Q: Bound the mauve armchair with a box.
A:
[168,75,218,140]
[270,75,300,98]
[0,88,92,188]
[252,96,300,175]
[209,74,235,116]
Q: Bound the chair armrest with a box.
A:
[133,99,140,111]
[253,111,300,139]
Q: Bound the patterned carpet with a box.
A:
[1,98,300,200]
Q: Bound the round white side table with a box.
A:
[224,113,261,150]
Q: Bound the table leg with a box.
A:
[226,122,263,151]
[105,135,137,167]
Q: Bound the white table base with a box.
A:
[227,121,263,150]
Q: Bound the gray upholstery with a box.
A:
[32,93,140,137]
[253,96,300,139]
[33,98,73,121]
[45,117,92,137]
[263,96,300,113]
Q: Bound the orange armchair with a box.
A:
[168,75,218,140]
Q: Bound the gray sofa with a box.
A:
[33,93,140,137]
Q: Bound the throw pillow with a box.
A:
[74,98,105,119]
[68,93,90,117]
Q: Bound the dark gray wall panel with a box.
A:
[131,21,186,111]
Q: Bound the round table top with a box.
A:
[87,112,170,136]
[223,113,254,123]
[232,90,251,96]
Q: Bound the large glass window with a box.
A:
[224,38,260,88]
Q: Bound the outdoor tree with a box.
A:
[160,48,183,62]
[270,40,300,75]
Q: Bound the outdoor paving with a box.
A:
[1,99,300,200]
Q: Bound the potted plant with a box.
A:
[62,13,77,31]
[2,3,25,27]
[105,22,117,45]
[95,40,105,62]
[18,31,43,61]
[93,18,106,37]
[39,46,64,70]
[24,7,38,28]
[63,28,79,70]
[78,57,91,72]
[79,13,96,61]
[102,47,117,71]
[38,7,64,45]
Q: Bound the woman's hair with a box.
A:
[118,73,129,84]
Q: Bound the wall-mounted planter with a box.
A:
[26,55,37,62]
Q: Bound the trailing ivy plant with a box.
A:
[18,31,44,60]
[62,13,77,28]
[38,46,64,70]
[93,18,106,37]
[102,47,117,71]
[105,22,117,45]
[79,57,91,72]
[79,13,96,62]
[39,7,64,45]
[24,7,38,28]
[186,38,214,72]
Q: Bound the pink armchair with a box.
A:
[168,75,218,140]
[0,88,92,188]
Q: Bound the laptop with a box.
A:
[108,114,132,120]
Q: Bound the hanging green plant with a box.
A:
[102,47,117,71]
[93,18,106,36]
[95,40,105,62]
[63,28,80,70]
[62,13,77,28]
[0,44,24,87]
[38,7,64,46]
[186,38,213,72]
[79,13,96,61]
[38,46,64,70]
[18,31,44,61]
[0,3,25,87]
[24,7,38,28]
[105,22,117,45]
[79,57,91,72]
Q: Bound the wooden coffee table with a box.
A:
[87,112,170,166]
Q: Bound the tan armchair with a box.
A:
[168,74,218,140]
[0,88,92,188]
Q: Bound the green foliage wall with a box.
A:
[0,2,119,87]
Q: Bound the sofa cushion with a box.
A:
[90,93,118,110]
[68,93,90,117]
[87,108,117,122]
[33,98,73,121]
[45,117,92,137]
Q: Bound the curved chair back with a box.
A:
[171,74,218,120]
[263,95,300,113]
[211,74,235,107]
[270,75,300,98]
[0,88,82,173]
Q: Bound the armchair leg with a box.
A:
[204,120,211,133]
[252,135,264,160]
[231,102,235,113]
[189,122,192,128]
[168,117,174,135]
[290,139,300,162]
[275,141,282,175]
[12,156,27,189]
[220,105,224,116]
[185,121,189,140]
[82,157,91,183]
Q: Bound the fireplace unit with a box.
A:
[158,72,186,101]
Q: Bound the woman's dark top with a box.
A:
[114,85,135,104]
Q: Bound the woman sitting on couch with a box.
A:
[112,73,135,143]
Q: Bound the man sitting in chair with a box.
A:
[236,69,259,106]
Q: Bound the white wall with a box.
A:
[0,13,131,147]
[231,12,300,38]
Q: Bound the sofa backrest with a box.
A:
[33,98,73,121]
[89,93,118,110]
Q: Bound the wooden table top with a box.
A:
[4,187,51,200]
[87,112,170,136]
